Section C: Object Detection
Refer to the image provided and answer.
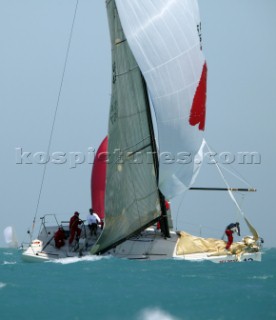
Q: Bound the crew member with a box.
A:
[87,208,101,236]
[69,211,82,245]
[54,226,66,249]
[225,222,241,250]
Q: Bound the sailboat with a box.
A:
[3,226,18,248]
[22,0,262,263]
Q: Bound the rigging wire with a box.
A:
[205,141,244,216]
[204,140,254,188]
[30,0,80,239]
[174,139,256,237]
[175,191,188,231]
[172,139,260,243]
[204,140,259,239]
[217,164,252,188]
[236,193,245,222]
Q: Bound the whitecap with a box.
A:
[49,255,111,265]
[0,282,7,289]
[3,252,13,255]
[251,275,274,280]
[137,308,180,320]
[3,261,16,265]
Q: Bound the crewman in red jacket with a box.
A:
[225,222,240,250]
[54,226,66,249]
[69,211,82,245]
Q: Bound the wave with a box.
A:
[0,282,7,289]
[250,275,274,280]
[137,308,180,320]
[2,261,17,265]
[48,255,111,265]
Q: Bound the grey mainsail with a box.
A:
[91,0,162,254]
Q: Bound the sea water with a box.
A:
[0,248,275,320]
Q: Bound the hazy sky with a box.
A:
[0,0,275,248]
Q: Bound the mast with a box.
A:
[141,77,170,238]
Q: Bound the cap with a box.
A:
[74,211,79,216]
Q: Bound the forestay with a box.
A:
[115,0,207,198]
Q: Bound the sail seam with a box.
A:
[116,65,139,77]
[126,143,151,157]
[153,79,200,101]
[143,44,200,75]
[112,136,151,153]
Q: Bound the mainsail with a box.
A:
[92,0,161,254]
[115,0,207,199]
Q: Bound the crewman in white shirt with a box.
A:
[87,208,101,236]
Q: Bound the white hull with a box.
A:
[21,217,99,263]
[173,251,262,263]
[22,217,262,263]
[22,239,96,262]
[105,229,262,263]
[22,247,90,263]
